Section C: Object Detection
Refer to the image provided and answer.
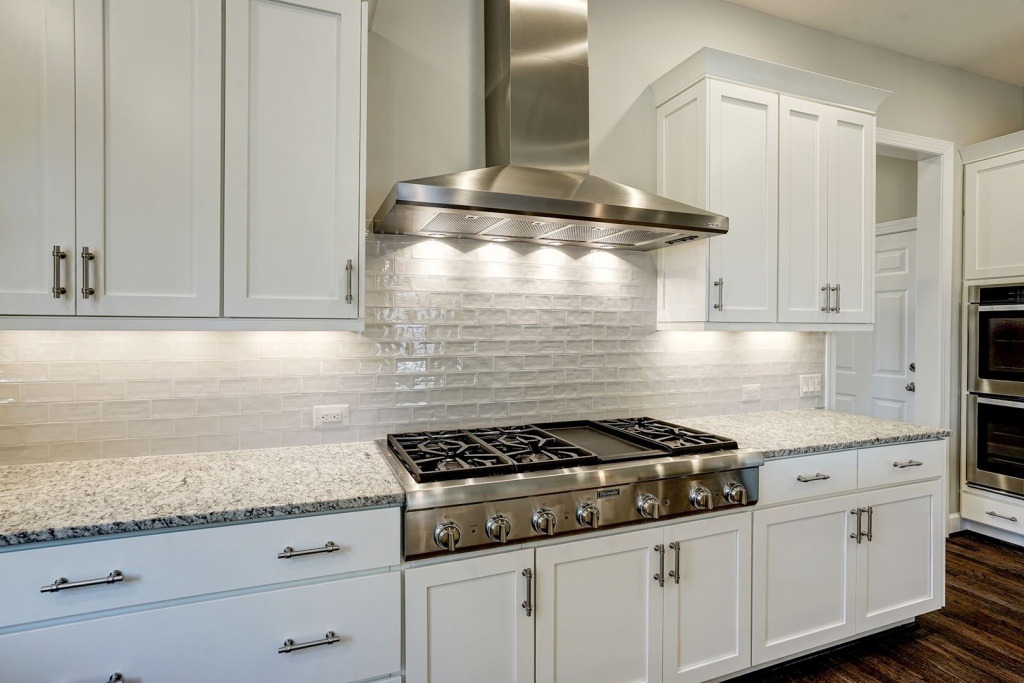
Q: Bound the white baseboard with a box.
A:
[947,513,962,535]
[961,519,1024,548]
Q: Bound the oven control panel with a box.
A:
[974,284,1024,304]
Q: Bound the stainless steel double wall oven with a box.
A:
[967,283,1024,497]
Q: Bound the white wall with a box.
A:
[876,156,918,223]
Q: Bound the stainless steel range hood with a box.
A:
[372,0,728,251]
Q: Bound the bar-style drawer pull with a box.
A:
[893,460,924,469]
[986,510,1019,523]
[278,631,341,654]
[51,245,67,298]
[521,568,533,617]
[41,570,124,593]
[81,247,96,299]
[796,473,831,483]
[277,541,340,559]
[345,259,354,304]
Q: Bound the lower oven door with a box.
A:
[968,394,1024,497]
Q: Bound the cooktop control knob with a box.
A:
[577,503,601,529]
[637,493,660,520]
[486,515,513,543]
[434,521,461,552]
[723,483,748,505]
[690,486,714,511]
[532,509,557,536]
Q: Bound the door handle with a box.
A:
[713,278,724,311]
[905,381,916,392]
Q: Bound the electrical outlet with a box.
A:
[314,404,350,429]
[799,374,823,397]
[741,384,762,402]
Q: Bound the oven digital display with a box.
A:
[980,285,1024,304]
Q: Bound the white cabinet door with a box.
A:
[0,573,401,683]
[0,0,76,316]
[663,513,752,683]
[75,0,222,317]
[707,80,778,323]
[778,97,829,324]
[827,108,875,324]
[856,480,944,633]
[224,0,365,319]
[752,493,858,665]
[536,528,663,683]
[405,550,534,683]
[964,149,1024,280]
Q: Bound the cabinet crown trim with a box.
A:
[960,129,1024,164]
[647,47,891,112]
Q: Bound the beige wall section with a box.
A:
[876,156,918,223]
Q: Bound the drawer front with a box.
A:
[0,507,400,629]
[758,450,858,506]
[0,572,401,683]
[962,491,1024,533]
[857,440,944,489]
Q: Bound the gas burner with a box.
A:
[388,432,517,481]
[468,426,598,469]
[598,417,738,453]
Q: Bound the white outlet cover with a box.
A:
[314,404,350,429]
[799,374,823,397]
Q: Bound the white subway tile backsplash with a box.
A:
[0,236,825,464]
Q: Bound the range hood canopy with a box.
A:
[372,0,728,251]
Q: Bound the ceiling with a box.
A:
[723,0,1024,86]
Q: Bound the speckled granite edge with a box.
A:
[754,432,950,459]
[0,443,404,547]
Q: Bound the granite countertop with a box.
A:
[686,409,951,460]
[0,443,403,548]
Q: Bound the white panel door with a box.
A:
[856,480,943,633]
[0,0,76,316]
[827,108,875,324]
[405,550,534,683]
[663,513,752,683]
[752,494,858,665]
[964,150,1024,280]
[834,229,916,420]
[224,0,364,319]
[707,80,778,323]
[778,96,829,324]
[75,0,223,317]
[536,528,663,683]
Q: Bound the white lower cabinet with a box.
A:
[536,528,664,683]
[752,477,944,666]
[404,549,534,683]
[663,513,751,683]
[0,572,401,683]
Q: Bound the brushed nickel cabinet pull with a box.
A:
[278,631,341,654]
[51,246,67,298]
[830,283,841,313]
[668,541,681,585]
[41,570,123,593]
[796,473,830,483]
[345,259,354,304]
[654,544,666,587]
[986,510,1018,523]
[864,506,873,542]
[81,247,96,299]
[277,541,340,559]
[850,508,863,544]
[820,283,830,312]
[893,459,924,469]
[521,568,533,617]
[713,278,724,310]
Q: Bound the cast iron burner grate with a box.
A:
[597,417,738,452]
[387,431,517,481]
[467,426,599,469]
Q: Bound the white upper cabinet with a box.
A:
[223,0,366,319]
[962,131,1024,281]
[650,48,888,330]
[0,0,76,316]
[75,0,223,317]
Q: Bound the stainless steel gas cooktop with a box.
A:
[378,417,762,560]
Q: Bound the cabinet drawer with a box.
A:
[0,572,401,683]
[857,440,944,489]
[962,491,1024,534]
[0,507,399,629]
[758,450,858,506]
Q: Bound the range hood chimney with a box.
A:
[372,0,728,250]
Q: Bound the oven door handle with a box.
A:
[977,304,1024,312]
[976,396,1024,409]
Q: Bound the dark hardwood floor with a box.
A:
[734,531,1024,683]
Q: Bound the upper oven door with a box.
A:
[967,394,1024,497]
[969,303,1024,397]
